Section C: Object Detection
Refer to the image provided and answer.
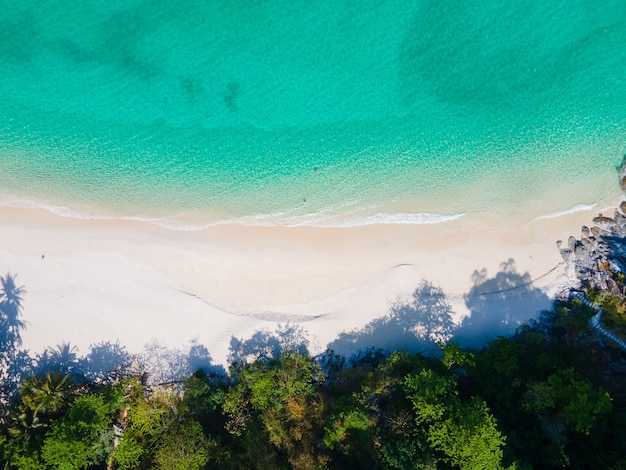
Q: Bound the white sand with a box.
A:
[0,196,623,366]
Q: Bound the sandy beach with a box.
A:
[0,196,623,366]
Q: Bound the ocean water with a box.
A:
[0,0,625,227]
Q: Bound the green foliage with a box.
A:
[112,385,179,468]
[524,368,612,435]
[4,370,77,464]
[248,374,276,410]
[224,351,328,468]
[322,351,438,468]
[127,390,174,439]
[323,407,373,451]
[6,453,42,470]
[428,399,507,470]
[472,337,521,402]
[19,371,75,418]
[440,340,476,370]
[593,291,626,336]
[548,300,594,344]
[406,369,454,420]
[6,275,626,469]
[40,394,114,469]
[182,371,225,416]
[153,420,212,470]
[109,378,224,469]
[224,351,319,433]
[378,437,437,470]
[98,384,125,414]
[113,437,144,470]
[406,369,508,470]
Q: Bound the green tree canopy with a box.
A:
[406,369,509,470]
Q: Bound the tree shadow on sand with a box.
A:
[327,281,456,357]
[0,273,30,408]
[32,341,133,386]
[454,258,552,349]
[139,339,226,386]
[33,342,81,377]
[0,350,32,409]
[325,261,553,358]
[228,323,310,364]
[79,341,133,383]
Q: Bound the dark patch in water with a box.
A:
[224,80,240,111]
[182,77,205,105]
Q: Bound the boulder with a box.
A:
[568,236,577,251]
[561,200,626,290]
[593,215,616,229]
[591,226,610,237]
[559,248,572,261]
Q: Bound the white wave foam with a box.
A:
[0,198,465,230]
[224,210,465,227]
[288,211,466,227]
[0,198,211,231]
[0,199,94,219]
[535,203,596,221]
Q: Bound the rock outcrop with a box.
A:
[559,203,626,292]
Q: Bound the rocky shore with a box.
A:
[559,200,626,293]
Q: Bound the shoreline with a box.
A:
[0,159,622,230]
[0,194,623,365]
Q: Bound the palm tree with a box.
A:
[0,273,26,347]
[6,371,75,451]
[6,406,47,446]
[19,371,75,418]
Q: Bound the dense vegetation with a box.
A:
[2,269,626,469]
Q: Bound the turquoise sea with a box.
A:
[0,0,625,227]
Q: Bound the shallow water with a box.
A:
[0,0,624,227]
